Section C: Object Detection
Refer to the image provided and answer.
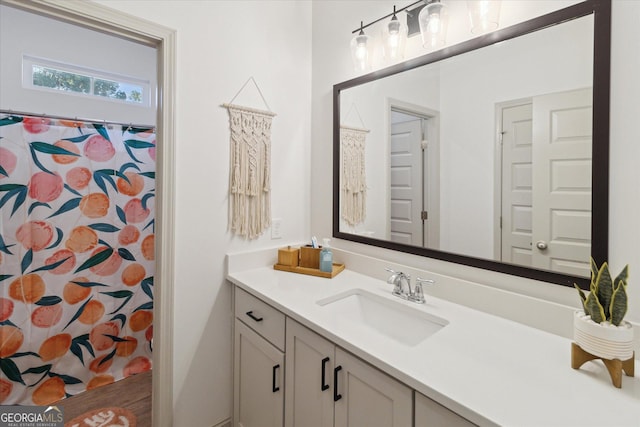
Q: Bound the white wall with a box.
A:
[0,4,157,126]
[312,0,640,326]
[90,1,312,426]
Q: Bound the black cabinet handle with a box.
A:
[272,364,280,393]
[333,365,342,401]
[321,357,330,391]
[246,311,263,322]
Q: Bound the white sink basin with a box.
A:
[316,289,448,346]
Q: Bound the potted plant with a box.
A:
[573,258,634,361]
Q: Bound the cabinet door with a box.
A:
[334,348,412,427]
[415,392,476,427]
[285,318,335,427]
[234,320,284,427]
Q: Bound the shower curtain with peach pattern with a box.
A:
[0,114,154,405]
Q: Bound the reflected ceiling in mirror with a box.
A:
[333,0,610,288]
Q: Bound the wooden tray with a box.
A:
[273,263,345,278]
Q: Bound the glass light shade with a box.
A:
[382,15,407,62]
[418,1,449,50]
[350,31,371,72]
[467,0,502,34]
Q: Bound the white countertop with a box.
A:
[227,266,640,427]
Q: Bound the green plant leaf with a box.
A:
[585,290,605,323]
[89,223,120,233]
[125,139,155,149]
[35,296,62,306]
[0,232,15,255]
[49,372,82,385]
[141,277,154,300]
[30,255,71,274]
[44,227,64,250]
[63,297,93,331]
[614,264,629,288]
[139,171,155,179]
[46,197,82,219]
[119,162,141,173]
[590,257,598,280]
[100,290,133,314]
[21,248,33,274]
[124,144,142,163]
[0,358,25,385]
[595,262,613,320]
[74,248,114,273]
[70,334,94,365]
[0,185,28,217]
[574,283,587,313]
[609,280,628,326]
[28,201,51,215]
[71,280,108,288]
[93,124,110,141]
[30,141,80,157]
[0,164,7,177]
[117,247,135,261]
[29,144,53,174]
[63,134,94,143]
[110,314,127,327]
[0,116,23,126]
[64,183,82,197]
[134,302,153,311]
[125,127,154,135]
[22,364,52,375]
[141,193,155,211]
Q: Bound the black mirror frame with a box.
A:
[333,0,610,289]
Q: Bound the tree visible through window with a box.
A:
[31,64,144,104]
[32,65,91,94]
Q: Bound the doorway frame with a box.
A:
[0,1,176,426]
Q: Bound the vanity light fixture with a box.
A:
[351,0,502,69]
[467,0,502,34]
[350,21,372,71]
[382,6,408,61]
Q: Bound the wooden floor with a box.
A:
[55,371,152,426]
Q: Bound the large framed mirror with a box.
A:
[333,0,610,288]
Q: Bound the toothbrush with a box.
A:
[311,236,318,248]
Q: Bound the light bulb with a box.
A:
[468,0,501,34]
[382,10,407,62]
[418,1,449,50]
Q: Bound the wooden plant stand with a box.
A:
[571,342,635,388]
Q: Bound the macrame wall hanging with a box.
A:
[340,103,369,226]
[223,77,276,239]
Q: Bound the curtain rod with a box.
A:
[0,109,155,130]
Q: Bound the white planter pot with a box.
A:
[574,311,634,360]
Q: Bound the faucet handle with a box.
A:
[410,277,434,304]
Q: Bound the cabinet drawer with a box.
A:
[235,287,285,351]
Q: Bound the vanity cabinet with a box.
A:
[233,285,475,427]
[285,318,412,427]
[415,392,476,427]
[234,288,286,427]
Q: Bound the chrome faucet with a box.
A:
[385,268,433,304]
[385,268,411,299]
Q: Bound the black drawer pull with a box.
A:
[272,364,280,393]
[333,365,342,401]
[321,357,330,391]
[246,311,263,322]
